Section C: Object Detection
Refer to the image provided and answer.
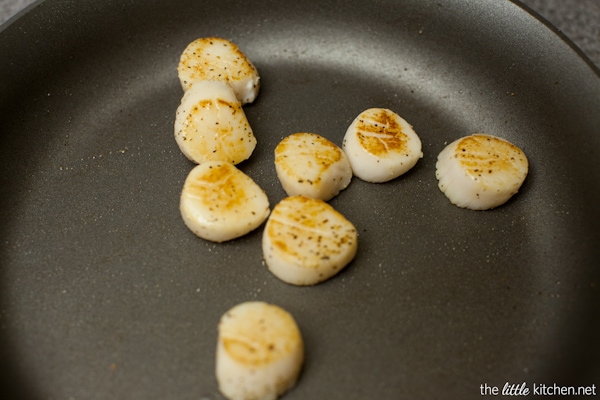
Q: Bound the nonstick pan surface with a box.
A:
[1,1,599,399]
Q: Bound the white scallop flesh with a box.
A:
[262,195,358,286]
[178,37,260,104]
[274,133,352,201]
[216,301,304,400]
[174,80,256,165]
[342,108,423,183]
[180,161,270,242]
[435,134,529,210]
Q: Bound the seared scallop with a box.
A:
[342,108,423,183]
[180,161,270,242]
[178,37,260,104]
[262,196,358,286]
[274,133,352,201]
[435,134,529,210]
[216,301,304,400]
[174,80,256,165]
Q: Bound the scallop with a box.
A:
[216,301,304,400]
[178,37,260,104]
[435,134,529,210]
[342,108,423,183]
[262,195,358,286]
[174,80,256,165]
[274,133,352,201]
[180,161,270,242]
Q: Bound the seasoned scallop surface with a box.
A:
[178,37,260,104]
[216,301,304,400]
[435,134,529,210]
[274,133,352,201]
[174,80,256,165]
[262,196,358,286]
[180,161,270,242]
[342,108,423,183]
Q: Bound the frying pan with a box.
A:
[1,0,599,399]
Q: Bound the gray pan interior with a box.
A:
[1,0,599,399]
